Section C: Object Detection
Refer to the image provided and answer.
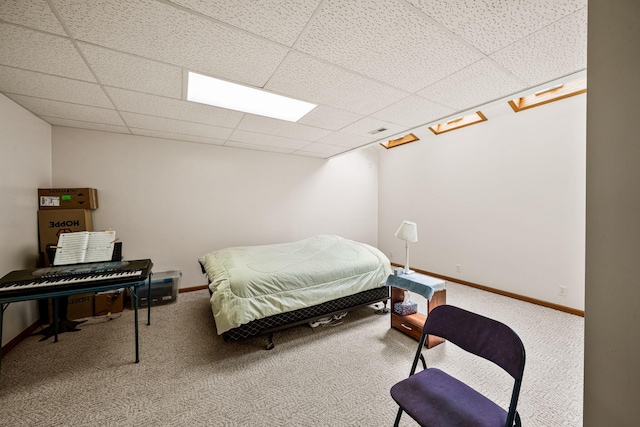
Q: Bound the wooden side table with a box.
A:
[386,273,447,348]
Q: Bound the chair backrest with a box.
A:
[423,305,525,381]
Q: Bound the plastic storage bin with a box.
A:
[134,270,181,308]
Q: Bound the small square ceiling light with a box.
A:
[187,71,317,122]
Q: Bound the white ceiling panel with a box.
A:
[490,9,588,86]
[0,0,587,159]
[51,0,289,87]
[0,23,95,81]
[340,117,406,140]
[78,43,183,99]
[7,94,124,125]
[407,0,587,55]
[417,59,527,110]
[237,113,332,142]
[317,132,376,149]
[371,95,456,128]
[229,129,310,150]
[296,0,484,92]
[224,140,294,155]
[293,142,347,157]
[297,105,364,131]
[266,52,409,116]
[41,117,131,134]
[131,128,226,146]
[106,87,243,128]
[0,0,66,36]
[0,65,112,108]
[169,0,321,47]
[121,112,233,140]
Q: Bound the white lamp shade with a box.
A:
[395,221,418,242]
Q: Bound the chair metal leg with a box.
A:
[393,407,403,427]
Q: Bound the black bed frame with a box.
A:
[200,263,389,349]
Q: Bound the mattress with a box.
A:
[199,235,392,335]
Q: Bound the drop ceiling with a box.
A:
[0,0,587,159]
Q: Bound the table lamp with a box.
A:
[395,220,418,275]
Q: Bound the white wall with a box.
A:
[585,1,640,424]
[378,95,586,311]
[0,94,52,347]
[51,128,380,288]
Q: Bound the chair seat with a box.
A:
[390,368,508,427]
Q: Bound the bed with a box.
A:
[199,235,392,349]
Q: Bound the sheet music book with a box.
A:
[53,230,116,266]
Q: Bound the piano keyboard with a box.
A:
[0,270,143,292]
[0,259,153,300]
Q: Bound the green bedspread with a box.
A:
[199,235,392,334]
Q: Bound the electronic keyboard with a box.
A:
[0,259,153,299]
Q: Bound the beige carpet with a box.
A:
[0,282,583,426]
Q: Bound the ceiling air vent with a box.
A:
[368,127,388,135]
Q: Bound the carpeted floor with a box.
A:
[0,282,583,426]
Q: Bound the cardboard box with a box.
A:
[46,292,95,323]
[38,209,93,253]
[128,270,181,308]
[38,188,98,210]
[94,290,124,317]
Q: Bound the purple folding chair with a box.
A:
[390,305,525,427]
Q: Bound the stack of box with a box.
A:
[37,188,100,320]
[37,188,98,265]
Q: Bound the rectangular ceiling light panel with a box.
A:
[187,71,316,122]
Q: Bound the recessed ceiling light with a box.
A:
[187,71,317,122]
[380,133,419,149]
[429,111,487,135]
[508,77,586,112]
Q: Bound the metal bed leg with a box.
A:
[266,332,275,350]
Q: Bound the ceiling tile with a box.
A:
[78,43,183,99]
[0,65,112,108]
[131,128,226,146]
[417,58,527,110]
[7,94,124,125]
[489,9,587,86]
[407,0,587,54]
[297,105,364,131]
[371,95,455,128]
[52,0,289,87]
[169,0,321,46]
[339,117,406,140]
[43,116,130,134]
[237,113,332,142]
[266,52,409,115]
[293,142,346,157]
[317,132,375,149]
[0,0,66,35]
[121,112,233,140]
[106,87,243,128]
[0,23,95,81]
[295,0,484,92]
[229,129,309,150]
[224,140,294,155]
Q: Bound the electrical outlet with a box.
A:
[456,264,461,273]
[558,286,567,297]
